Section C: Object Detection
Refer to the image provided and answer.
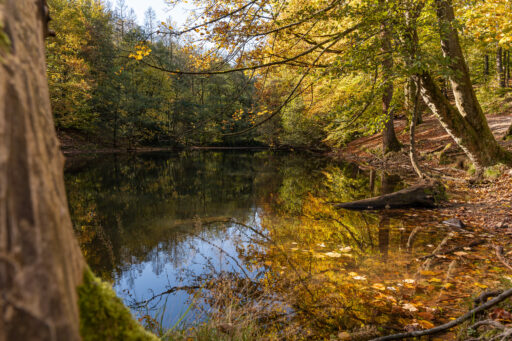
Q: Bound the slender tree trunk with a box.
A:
[409,77,425,179]
[485,54,490,76]
[497,46,505,88]
[506,50,510,87]
[433,0,511,167]
[380,0,401,154]
[0,1,85,339]
[405,78,423,125]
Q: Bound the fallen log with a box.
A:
[334,181,445,210]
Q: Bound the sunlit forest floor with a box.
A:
[340,113,512,177]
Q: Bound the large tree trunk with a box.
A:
[419,72,511,167]
[0,0,85,340]
[431,0,511,167]
[380,0,401,154]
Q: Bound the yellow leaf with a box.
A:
[372,283,386,291]
[443,283,454,289]
[418,320,435,329]
[474,282,488,289]
[428,278,442,283]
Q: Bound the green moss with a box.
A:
[483,163,506,179]
[0,9,11,57]
[424,181,447,204]
[78,268,160,341]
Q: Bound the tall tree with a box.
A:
[0,1,159,339]
[418,0,511,168]
[0,0,85,338]
[380,0,401,153]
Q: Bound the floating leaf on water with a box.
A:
[372,283,386,291]
[339,246,352,253]
[353,275,367,281]
[428,278,442,283]
[402,303,418,312]
[403,279,415,284]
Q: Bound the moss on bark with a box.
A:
[78,268,159,341]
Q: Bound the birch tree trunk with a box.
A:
[0,0,85,339]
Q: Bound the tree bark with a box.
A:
[419,71,511,167]
[432,0,511,167]
[0,1,85,339]
[405,79,423,125]
[409,78,425,178]
[380,0,401,154]
[497,46,505,88]
[484,54,489,76]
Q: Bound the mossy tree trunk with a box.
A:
[422,0,512,168]
[419,72,511,168]
[1,2,159,340]
[0,0,86,340]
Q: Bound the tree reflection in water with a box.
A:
[66,151,497,338]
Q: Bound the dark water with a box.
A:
[64,151,330,324]
[65,151,444,331]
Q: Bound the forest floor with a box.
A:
[334,114,512,340]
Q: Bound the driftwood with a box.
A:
[334,182,444,210]
[371,287,512,341]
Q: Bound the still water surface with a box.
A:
[65,151,447,333]
[65,151,333,325]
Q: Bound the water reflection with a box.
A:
[65,151,332,326]
[66,151,459,336]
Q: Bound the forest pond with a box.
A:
[65,151,500,337]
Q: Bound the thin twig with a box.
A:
[371,287,512,341]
